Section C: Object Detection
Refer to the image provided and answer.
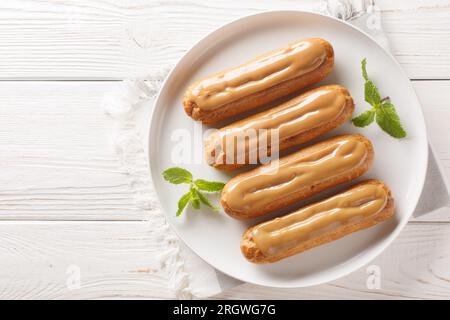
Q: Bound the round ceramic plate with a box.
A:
[148,11,428,287]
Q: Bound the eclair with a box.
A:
[204,85,354,170]
[221,134,374,219]
[184,38,334,124]
[241,180,395,263]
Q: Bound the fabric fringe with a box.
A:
[317,0,371,20]
[102,67,194,299]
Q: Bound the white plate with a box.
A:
[148,11,428,287]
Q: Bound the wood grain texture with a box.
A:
[0,221,175,299]
[414,81,450,179]
[383,9,450,79]
[376,0,450,10]
[0,221,450,299]
[0,81,147,220]
[1,0,450,300]
[0,0,449,79]
[1,80,448,221]
[216,222,450,299]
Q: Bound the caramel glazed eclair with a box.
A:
[241,179,395,263]
[204,85,354,170]
[184,38,334,124]
[221,134,374,220]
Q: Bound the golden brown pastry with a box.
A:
[184,38,334,124]
[221,134,374,219]
[204,85,354,170]
[241,179,395,263]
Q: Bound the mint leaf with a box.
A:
[375,102,407,138]
[361,58,369,81]
[161,167,225,216]
[194,179,225,192]
[353,58,407,139]
[352,109,375,127]
[196,190,219,211]
[189,186,201,209]
[162,167,193,184]
[190,197,200,209]
[364,80,381,106]
[176,191,192,216]
[190,199,200,209]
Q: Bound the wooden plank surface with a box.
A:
[0,80,448,221]
[0,0,449,79]
[217,222,450,299]
[1,0,449,300]
[0,221,449,299]
[0,81,146,220]
[0,221,175,299]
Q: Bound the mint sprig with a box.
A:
[162,167,224,216]
[177,191,192,216]
[352,58,407,138]
[162,167,193,184]
[194,179,225,192]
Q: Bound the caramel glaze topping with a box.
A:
[205,86,347,165]
[252,183,388,256]
[186,38,327,111]
[221,135,369,214]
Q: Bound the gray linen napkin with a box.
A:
[414,144,450,218]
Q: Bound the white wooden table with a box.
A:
[1,0,450,299]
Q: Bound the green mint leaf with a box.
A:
[190,198,200,209]
[194,179,225,192]
[375,102,407,138]
[361,58,369,81]
[196,191,219,211]
[162,167,193,184]
[355,59,407,138]
[176,191,192,216]
[162,166,225,215]
[362,58,381,106]
[189,186,201,209]
[364,80,381,106]
[352,109,375,127]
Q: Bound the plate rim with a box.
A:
[148,10,429,288]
